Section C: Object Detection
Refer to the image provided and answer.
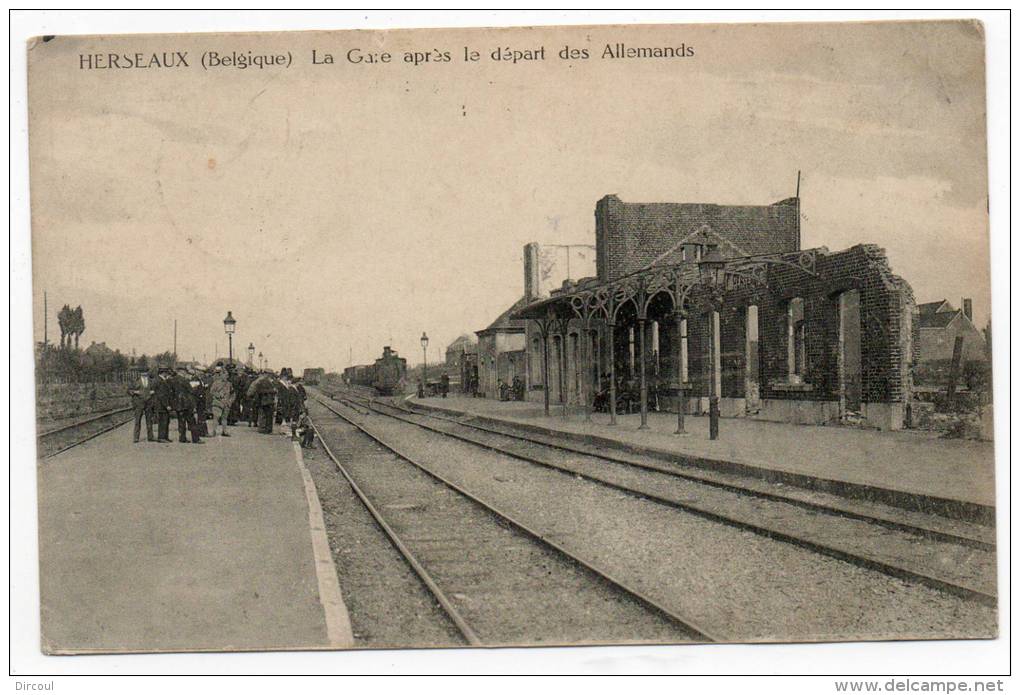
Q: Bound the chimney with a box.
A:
[523,243,540,302]
[962,298,973,321]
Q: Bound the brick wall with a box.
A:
[630,244,914,410]
[595,194,800,282]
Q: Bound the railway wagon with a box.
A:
[343,346,407,395]
[302,367,326,386]
[343,364,373,387]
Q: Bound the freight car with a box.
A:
[342,346,407,395]
[302,367,326,386]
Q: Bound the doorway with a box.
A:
[839,290,862,414]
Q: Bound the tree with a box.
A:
[110,350,129,372]
[153,351,175,368]
[57,304,72,349]
[72,305,85,349]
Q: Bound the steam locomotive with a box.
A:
[342,346,407,395]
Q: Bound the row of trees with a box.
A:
[57,304,85,349]
[36,342,179,383]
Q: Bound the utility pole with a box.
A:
[43,291,48,346]
[173,319,177,359]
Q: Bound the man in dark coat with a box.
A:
[128,370,156,443]
[193,373,209,437]
[154,367,175,442]
[226,365,241,425]
[234,369,251,424]
[243,369,258,427]
[248,372,278,434]
[275,376,291,426]
[173,366,202,443]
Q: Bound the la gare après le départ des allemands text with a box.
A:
[75,42,695,71]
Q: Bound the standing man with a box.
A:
[173,366,202,443]
[128,369,156,443]
[440,372,450,399]
[244,368,258,427]
[275,374,291,428]
[225,365,240,425]
[154,367,175,443]
[193,371,209,437]
[208,366,234,437]
[248,371,277,434]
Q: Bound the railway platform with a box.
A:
[37,422,353,654]
[407,396,996,517]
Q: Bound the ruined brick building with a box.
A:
[513,193,918,430]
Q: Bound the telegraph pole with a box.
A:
[43,291,48,346]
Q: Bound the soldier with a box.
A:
[154,367,175,443]
[208,366,233,437]
[128,369,156,443]
[173,366,202,443]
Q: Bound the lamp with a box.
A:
[247,342,255,367]
[696,248,725,441]
[420,332,429,396]
[223,311,237,363]
[697,247,727,286]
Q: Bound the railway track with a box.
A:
[308,397,718,646]
[38,407,134,459]
[317,387,996,608]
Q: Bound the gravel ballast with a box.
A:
[319,398,996,644]
[308,402,703,647]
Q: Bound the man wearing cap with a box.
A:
[154,367,175,443]
[172,366,202,443]
[208,366,234,437]
[128,369,156,443]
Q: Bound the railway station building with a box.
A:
[512,194,919,431]
[474,243,596,399]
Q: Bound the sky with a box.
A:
[28,20,990,371]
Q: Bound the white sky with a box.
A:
[28,20,990,371]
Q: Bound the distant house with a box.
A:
[81,341,116,367]
[445,334,478,394]
[475,297,528,399]
[444,334,477,368]
[917,299,987,364]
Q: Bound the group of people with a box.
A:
[497,375,526,402]
[416,372,451,398]
[128,363,315,448]
[592,374,665,414]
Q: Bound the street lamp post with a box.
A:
[258,351,264,371]
[420,332,429,397]
[247,342,255,368]
[223,311,236,365]
[697,249,727,441]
